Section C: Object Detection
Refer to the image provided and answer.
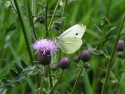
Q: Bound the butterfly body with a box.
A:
[55,24,86,54]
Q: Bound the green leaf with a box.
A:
[20,5,28,17]
[12,73,26,83]
[14,63,23,73]
[0,87,7,94]
[101,16,109,27]
[10,69,19,78]
[32,0,44,7]
[23,66,41,76]
[87,44,108,58]
[105,27,116,38]
[21,60,27,68]
[55,17,65,24]
[89,18,102,33]
[104,36,116,44]
[1,79,15,87]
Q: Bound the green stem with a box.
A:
[71,64,85,94]
[101,12,125,94]
[39,68,45,94]
[45,0,48,38]
[10,0,17,13]
[58,0,68,60]
[14,0,33,65]
[44,0,53,90]
[48,70,64,94]
[62,0,68,31]
[48,65,53,89]
[48,0,61,31]
[26,0,37,40]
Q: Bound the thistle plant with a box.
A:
[1,0,125,94]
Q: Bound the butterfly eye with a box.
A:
[76,33,78,35]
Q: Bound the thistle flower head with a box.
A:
[58,57,70,69]
[73,55,80,62]
[117,40,124,51]
[84,62,90,69]
[117,51,124,58]
[80,50,91,62]
[32,39,58,55]
[50,64,58,71]
[38,50,51,65]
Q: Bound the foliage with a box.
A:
[0,0,125,94]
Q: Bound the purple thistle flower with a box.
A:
[32,39,58,55]
[117,40,124,51]
[38,50,51,65]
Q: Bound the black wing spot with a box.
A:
[76,33,78,35]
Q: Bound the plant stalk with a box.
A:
[26,0,37,40]
[71,64,85,94]
[45,0,48,38]
[101,12,125,94]
[48,0,61,31]
[48,70,64,94]
[14,0,33,65]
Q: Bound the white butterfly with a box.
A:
[55,24,86,54]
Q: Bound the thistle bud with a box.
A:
[80,50,91,62]
[58,57,70,69]
[50,64,58,71]
[117,51,124,58]
[39,17,45,24]
[55,23,61,30]
[84,62,90,69]
[38,51,51,66]
[73,55,80,62]
[117,40,124,51]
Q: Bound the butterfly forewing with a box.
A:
[58,24,86,39]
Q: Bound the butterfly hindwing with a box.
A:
[57,37,82,54]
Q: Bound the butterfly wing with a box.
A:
[58,24,86,39]
[57,37,82,54]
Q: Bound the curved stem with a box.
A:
[14,0,33,65]
[101,12,125,94]
[39,68,45,94]
[71,64,85,94]
[48,65,53,89]
[48,70,64,94]
[62,0,68,31]
[48,0,61,31]
[26,0,37,40]
[45,0,48,38]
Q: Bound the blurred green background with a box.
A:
[0,0,125,94]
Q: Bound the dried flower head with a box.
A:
[32,39,58,55]
[80,50,91,62]
[117,40,124,51]
[58,57,70,69]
